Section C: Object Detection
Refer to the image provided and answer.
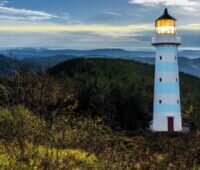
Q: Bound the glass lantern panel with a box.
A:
[156,19,176,35]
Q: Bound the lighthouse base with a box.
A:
[149,121,190,133]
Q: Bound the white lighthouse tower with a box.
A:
[151,8,182,133]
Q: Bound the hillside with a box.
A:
[20,55,200,78]
[21,55,76,68]
[0,54,42,76]
[1,58,200,169]
[48,58,154,130]
[0,54,17,76]
[48,58,200,130]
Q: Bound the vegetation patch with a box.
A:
[0,58,199,169]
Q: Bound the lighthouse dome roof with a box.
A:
[156,8,176,21]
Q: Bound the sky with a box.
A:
[0,0,199,50]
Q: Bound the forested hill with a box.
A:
[0,54,42,76]
[0,57,200,168]
[48,58,200,130]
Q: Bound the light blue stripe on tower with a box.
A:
[157,47,177,53]
[154,104,180,113]
[156,62,178,72]
[155,82,179,94]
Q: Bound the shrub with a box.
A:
[0,105,46,160]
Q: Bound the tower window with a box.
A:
[159,78,162,82]
[177,100,179,104]
[176,78,178,82]
[160,56,162,60]
[159,100,162,104]
[175,56,177,60]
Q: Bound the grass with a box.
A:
[0,143,97,170]
[2,132,200,170]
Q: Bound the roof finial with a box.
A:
[156,8,176,21]
[164,8,168,14]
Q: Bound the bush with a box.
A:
[0,105,46,160]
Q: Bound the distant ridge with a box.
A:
[0,48,199,77]
[0,48,199,59]
[0,48,155,59]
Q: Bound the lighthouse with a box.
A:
[151,8,182,132]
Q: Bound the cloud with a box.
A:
[0,6,57,21]
[0,23,199,36]
[0,24,153,35]
[101,11,123,16]
[0,23,152,48]
[0,0,9,6]
[0,1,198,49]
[129,0,200,11]
[179,24,200,31]
[0,24,199,49]
[0,30,146,49]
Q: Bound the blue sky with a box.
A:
[0,0,199,50]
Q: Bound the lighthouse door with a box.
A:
[168,117,174,133]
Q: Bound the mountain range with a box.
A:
[0,48,199,77]
[1,48,200,59]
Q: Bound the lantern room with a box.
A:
[155,8,176,35]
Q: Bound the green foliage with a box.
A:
[48,58,200,130]
[0,105,45,160]
[0,58,200,169]
[0,105,45,141]
[0,143,97,169]
[1,58,200,130]
[0,107,13,141]
[0,117,200,169]
[48,58,155,131]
